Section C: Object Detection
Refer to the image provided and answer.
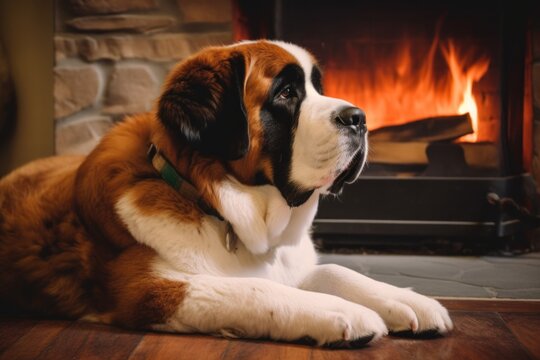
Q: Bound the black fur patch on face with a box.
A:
[311,65,324,95]
[260,63,314,207]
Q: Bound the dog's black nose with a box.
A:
[334,107,366,132]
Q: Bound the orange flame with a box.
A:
[442,41,490,142]
[323,35,490,142]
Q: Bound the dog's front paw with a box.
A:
[218,178,291,254]
[299,306,386,348]
[374,289,453,335]
[333,303,388,347]
[321,311,385,348]
[396,290,453,335]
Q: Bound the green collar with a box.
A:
[147,144,224,221]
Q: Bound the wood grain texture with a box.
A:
[439,299,540,313]
[312,312,532,360]
[0,318,36,353]
[3,321,142,360]
[0,320,69,360]
[501,313,540,359]
[369,114,473,142]
[223,339,312,360]
[69,322,143,360]
[129,333,230,360]
[1,300,540,360]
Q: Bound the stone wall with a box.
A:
[54,0,233,154]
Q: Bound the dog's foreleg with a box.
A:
[299,264,453,334]
[153,274,387,346]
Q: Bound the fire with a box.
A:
[442,41,490,142]
[323,35,490,142]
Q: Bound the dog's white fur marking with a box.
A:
[299,264,453,333]
[115,180,317,283]
[272,41,360,190]
[152,274,387,344]
[216,177,292,254]
[116,180,452,343]
[115,41,453,345]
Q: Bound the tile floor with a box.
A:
[319,252,540,299]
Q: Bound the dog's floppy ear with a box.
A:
[158,50,248,160]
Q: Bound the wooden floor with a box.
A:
[1,299,539,360]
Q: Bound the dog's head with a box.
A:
[158,40,368,207]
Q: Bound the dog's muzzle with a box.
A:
[329,106,368,194]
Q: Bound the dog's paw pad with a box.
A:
[349,333,376,347]
[327,333,376,349]
[391,328,444,339]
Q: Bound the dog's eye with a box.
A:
[278,85,294,100]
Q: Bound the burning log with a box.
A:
[369,141,497,167]
[369,113,473,143]
[369,141,428,165]
[367,113,495,169]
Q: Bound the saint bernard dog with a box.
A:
[0,40,452,347]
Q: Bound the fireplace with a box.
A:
[234,0,536,245]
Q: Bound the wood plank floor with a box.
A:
[0,299,539,360]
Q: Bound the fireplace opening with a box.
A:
[320,21,497,178]
[234,0,536,249]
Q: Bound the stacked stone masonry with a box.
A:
[54,0,233,155]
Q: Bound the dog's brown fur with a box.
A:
[0,42,300,327]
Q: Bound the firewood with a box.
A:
[369,113,473,142]
[369,141,497,168]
